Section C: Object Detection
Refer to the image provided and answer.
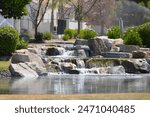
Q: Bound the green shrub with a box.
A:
[62,34,70,41]
[16,38,28,50]
[21,29,33,38]
[107,26,120,39]
[64,29,75,39]
[43,32,52,40]
[136,22,150,47]
[123,28,142,46]
[0,26,19,55]
[78,29,98,39]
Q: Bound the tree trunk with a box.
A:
[100,21,105,36]
[50,8,54,33]
[77,18,81,35]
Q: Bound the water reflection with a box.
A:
[7,74,150,94]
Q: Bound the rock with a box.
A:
[11,49,45,68]
[61,63,76,73]
[74,49,88,58]
[11,53,30,63]
[118,45,140,53]
[74,39,88,45]
[88,38,108,56]
[25,62,47,76]
[74,45,90,51]
[68,69,80,74]
[101,52,132,58]
[107,66,125,74]
[113,39,124,47]
[121,59,150,73]
[46,47,65,56]
[9,63,38,78]
[96,36,114,51]
[111,47,120,52]
[132,51,148,58]
[0,70,11,78]
[28,48,39,54]
[140,48,150,51]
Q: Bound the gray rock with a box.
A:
[101,52,132,58]
[68,70,80,74]
[46,47,65,56]
[74,39,88,45]
[118,45,140,53]
[132,51,148,58]
[74,45,90,51]
[61,63,76,73]
[140,48,150,51]
[11,53,30,63]
[74,49,88,58]
[88,38,108,56]
[9,63,38,78]
[107,66,125,74]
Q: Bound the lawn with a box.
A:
[0,61,10,71]
[0,93,150,100]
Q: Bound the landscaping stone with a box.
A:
[118,45,140,53]
[74,49,88,58]
[132,51,148,58]
[61,63,76,73]
[74,39,88,45]
[9,63,38,78]
[101,52,132,58]
[107,66,125,74]
[88,38,108,56]
[46,47,65,56]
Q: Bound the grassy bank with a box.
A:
[0,93,150,100]
[0,61,10,71]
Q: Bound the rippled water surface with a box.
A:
[1,74,148,94]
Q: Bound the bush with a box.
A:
[16,38,28,50]
[35,32,43,42]
[64,29,75,39]
[0,26,19,55]
[62,34,70,41]
[78,29,98,39]
[21,29,33,38]
[123,28,142,46]
[107,26,120,39]
[43,32,52,40]
[136,22,150,47]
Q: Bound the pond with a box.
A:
[1,74,150,94]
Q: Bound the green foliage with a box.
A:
[62,34,70,41]
[107,26,120,39]
[123,28,142,46]
[0,26,19,55]
[78,29,98,39]
[16,38,28,50]
[137,22,150,47]
[64,29,76,39]
[43,32,53,40]
[21,29,33,38]
[0,0,31,19]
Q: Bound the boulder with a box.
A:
[46,47,65,56]
[11,53,30,63]
[121,59,150,73]
[74,39,88,45]
[68,69,80,74]
[113,39,124,47]
[107,66,125,74]
[132,51,148,58]
[61,63,76,73]
[9,63,38,78]
[140,48,150,51]
[74,49,88,58]
[118,45,140,53]
[88,38,108,56]
[101,52,132,58]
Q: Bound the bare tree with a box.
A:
[68,0,98,34]
[29,0,50,38]
[86,0,117,35]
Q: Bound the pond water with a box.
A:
[1,74,150,94]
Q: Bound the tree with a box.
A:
[29,0,50,39]
[0,0,31,19]
[86,0,117,35]
[68,0,98,35]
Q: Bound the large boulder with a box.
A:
[9,63,38,78]
[74,39,88,45]
[73,49,88,58]
[132,51,149,58]
[88,38,108,56]
[118,45,140,53]
[101,52,132,58]
[46,47,65,56]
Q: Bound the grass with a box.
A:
[0,61,10,71]
[0,80,9,94]
[0,93,150,100]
